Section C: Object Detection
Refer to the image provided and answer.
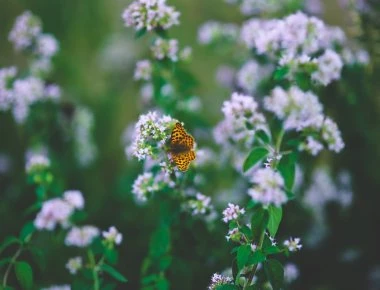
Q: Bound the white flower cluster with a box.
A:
[34,190,84,230]
[41,285,70,290]
[72,107,97,167]
[150,38,191,62]
[208,273,233,290]
[248,168,287,207]
[9,11,59,77]
[241,12,345,57]
[236,60,272,94]
[186,193,212,216]
[132,171,175,203]
[311,49,344,86]
[215,92,267,149]
[264,86,344,155]
[66,256,83,275]
[284,263,299,283]
[222,203,245,223]
[127,111,176,161]
[151,38,178,61]
[0,67,17,111]
[134,60,153,81]
[102,226,123,245]
[25,153,50,173]
[198,21,239,45]
[65,225,100,248]
[0,70,61,124]
[283,237,302,252]
[122,0,180,31]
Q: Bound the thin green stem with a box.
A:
[245,230,266,288]
[2,246,23,287]
[88,249,100,290]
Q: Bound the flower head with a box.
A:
[63,190,85,210]
[151,38,179,61]
[208,273,233,290]
[66,257,82,275]
[134,60,152,81]
[186,193,212,216]
[283,237,302,252]
[0,67,17,111]
[65,226,100,247]
[34,198,74,230]
[25,154,50,173]
[102,226,123,245]
[122,0,180,31]
[222,203,245,223]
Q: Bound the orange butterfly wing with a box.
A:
[170,123,196,171]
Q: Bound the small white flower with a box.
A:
[222,203,245,223]
[41,285,71,290]
[102,226,123,245]
[134,60,152,81]
[66,257,82,275]
[284,263,299,283]
[208,273,233,290]
[34,198,74,231]
[0,67,17,111]
[65,226,99,247]
[250,243,257,252]
[151,38,179,61]
[284,237,302,252]
[63,190,85,210]
[187,193,212,216]
[225,227,239,241]
[25,154,50,173]
[198,21,238,45]
[36,34,59,58]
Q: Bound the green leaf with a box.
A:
[255,130,271,144]
[156,277,169,290]
[15,261,33,290]
[101,264,128,283]
[215,285,239,290]
[236,245,251,271]
[251,207,269,241]
[19,222,35,243]
[135,28,147,39]
[158,255,172,271]
[264,259,284,290]
[0,236,20,255]
[105,248,118,265]
[247,250,266,266]
[273,66,289,81]
[278,153,297,190]
[243,147,269,172]
[267,206,283,237]
[263,246,281,255]
[285,190,296,200]
[149,224,170,258]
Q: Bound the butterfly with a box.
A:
[169,122,196,171]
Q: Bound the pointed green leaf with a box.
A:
[101,264,128,283]
[215,285,239,290]
[251,207,269,241]
[19,222,35,243]
[15,261,33,290]
[278,153,297,190]
[264,259,284,290]
[247,250,266,266]
[243,147,269,172]
[267,206,283,237]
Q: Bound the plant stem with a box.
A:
[273,129,285,169]
[88,249,100,290]
[245,229,266,288]
[2,246,22,287]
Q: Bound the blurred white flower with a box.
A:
[25,154,50,173]
[36,34,59,58]
[198,21,239,45]
[284,263,299,283]
[312,49,343,86]
[65,226,99,247]
[41,285,70,290]
[34,198,74,230]
[284,237,302,252]
[0,67,17,111]
[187,193,212,216]
[102,226,123,245]
[8,11,41,51]
[215,65,235,88]
[248,168,287,207]
[66,257,82,275]
[122,0,180,31]
[236,60,271,93]
[134,60,152,81]
[151,38,179,61]
[63,190,85,210]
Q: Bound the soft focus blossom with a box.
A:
[236,60,271,93]
[208,273,233,290]
[63,190,85,210]
[8,11,42,51]
[0,67,17,111]
[41,285,70,290]
[248,168,287,207]
[299,136,324,156]
[198,21,239,45]
[284,263,299,283]
[284,237,302,252]
[222,203,245,223]
[102,226,123,245]
[151,38,179,61]
[225,227,240,241]
[312,49,343,86]
[134,60,153,81]
[25,154,50,173]
[36,34,59,58]
[34,198,74,230]
[215,65,235,88]
[66,257,83,275]
[321,117,345,153]
[187,193,212,216]
[65,226,100,247]
[122,0,180,31]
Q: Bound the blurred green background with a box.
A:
[1,0,380,289]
